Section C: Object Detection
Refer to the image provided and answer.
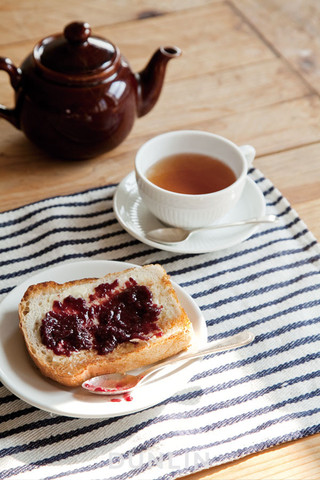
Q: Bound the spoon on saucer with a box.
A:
[146,214,277,244]
[82,331,254,395]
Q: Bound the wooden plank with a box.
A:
[0,1,319,214]
[1,95,320,212]
[182,433,320,480]
[0,0,216,46]
[202,95,320,157]
[234,0,320,94]
[254,143,320,242]
[296,198,320,243]
[254,143,320,206]
[0,2,275,115]
[104,2,274,76]
[132,58,310,135]
[0,55,310,144]
[0,2,273,77]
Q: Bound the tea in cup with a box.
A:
[135,130,255,229]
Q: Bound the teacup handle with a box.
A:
[239,145,256,168]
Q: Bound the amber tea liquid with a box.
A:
[146,152,237,194]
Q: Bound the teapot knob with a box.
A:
[64,22,91,44]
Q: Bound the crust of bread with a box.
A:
[19,264,193,386]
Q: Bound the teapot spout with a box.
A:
[136,46,181,118]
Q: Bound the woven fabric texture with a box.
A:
[1,168,320,480]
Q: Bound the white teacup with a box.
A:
[135,130,255,229]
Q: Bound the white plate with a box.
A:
[0,260,207,418]
[113,171,266,253]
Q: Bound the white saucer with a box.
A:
[113,171,266,254]
[0,260,207,418]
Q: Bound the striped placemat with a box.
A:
[1,168,320,480]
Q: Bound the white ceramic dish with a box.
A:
[0,260,207,418]
[113,171,266,254]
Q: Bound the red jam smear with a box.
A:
[110,395,132,402]
[40,278,162,356]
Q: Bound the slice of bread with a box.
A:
[19,264,193,387]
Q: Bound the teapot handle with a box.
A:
[0,57,22,128]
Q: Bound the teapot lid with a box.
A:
[33,22,120,84]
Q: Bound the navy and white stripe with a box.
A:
[1,168,320,480]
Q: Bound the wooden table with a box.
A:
[1,1,320,478]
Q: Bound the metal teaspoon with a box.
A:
[82,331,254,395]
[146,214,277,244]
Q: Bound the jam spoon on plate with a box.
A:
[82,331,254,395]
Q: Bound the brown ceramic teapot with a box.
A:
[0,22,181,159]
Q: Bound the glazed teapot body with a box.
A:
[16,53,137,159]
[0,22,180,159]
